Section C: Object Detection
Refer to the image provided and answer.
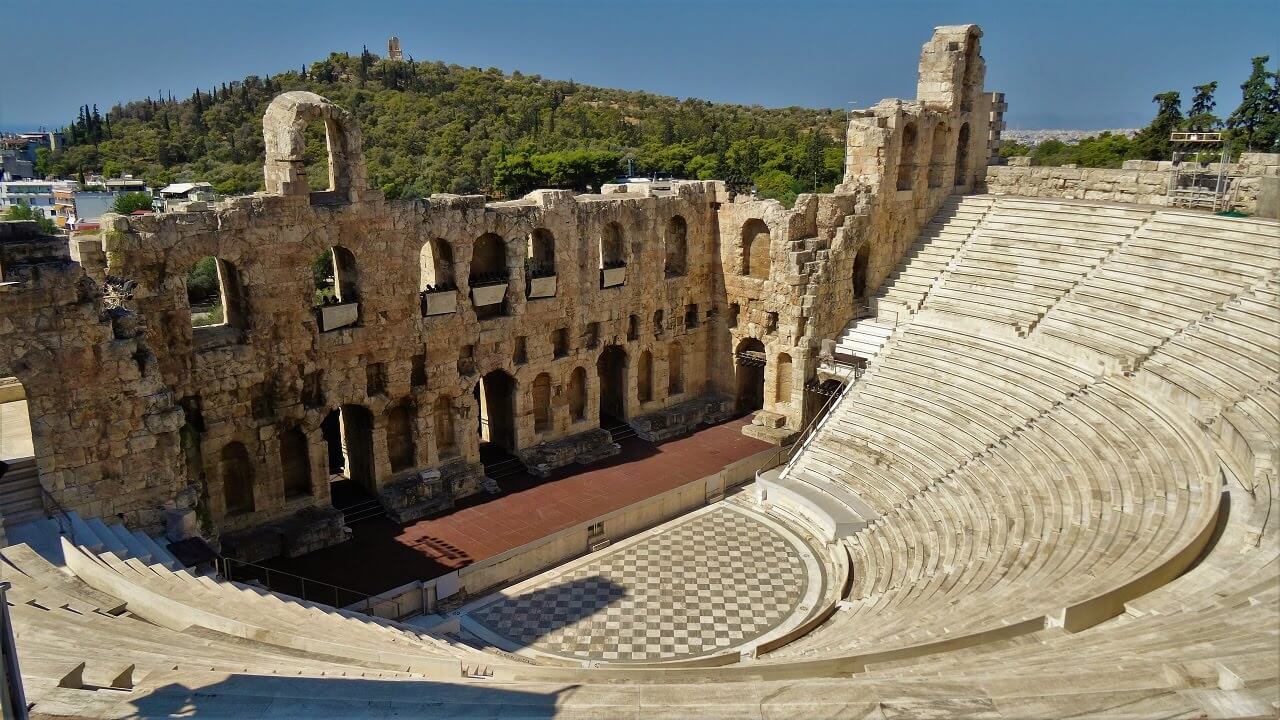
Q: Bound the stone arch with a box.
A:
[954,123,971,187]
[532,372,552,433]
[664,215,687,277]
[742,219,771,280]
[385,401,416,473]
[263,91,366,201]
[475,369,517,453]
[420,238,454,290]
[637,350,654,403]
[928,123,949,188]
[220,441,256,516]
[735,338,766,414]
[667,341,684,395]
[596,345,628,421]
[279,425,312,499]
[600,222,625,267]
[568,366,588,423]
[528,228,556,275]
[897,121,918,191]
[433,395,456,458]
[321,404,375,493]
[470,233,507,282]
[775,353,794,404]
[313,245,359,304]
[853,242,871,299]
[186,256,246,330]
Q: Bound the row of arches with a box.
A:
[188,218,694,331]
[896,121,971,192]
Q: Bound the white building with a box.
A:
[0,180,73,219]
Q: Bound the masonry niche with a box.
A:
[665,215,687,277]
[220,441,256,517]
[470,233,509,319]
[421,238,457,316]
[600,222,626,288]
[955,123,971,187]
[928,124,949,188]
[742,219,771,280]
[897,122,918,191]
[568,367,588,423]
[313,246,360,331]
[527,229,557,299]
[279,426,312,499]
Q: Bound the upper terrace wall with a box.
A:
[982,153,1280,215]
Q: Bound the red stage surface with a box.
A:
[263,417,772,594]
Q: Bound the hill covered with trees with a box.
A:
[40,48,847,204]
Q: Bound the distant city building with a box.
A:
[158,181,216,211]
[0,179,72,219]
[0,149,35,181]
[1002,128,1139,145]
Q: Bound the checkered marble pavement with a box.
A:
[464,504,814,663]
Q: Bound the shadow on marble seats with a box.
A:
[127,674,567,718]
[466,574,628,650]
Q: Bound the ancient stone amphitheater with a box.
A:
[1,25,1277,719]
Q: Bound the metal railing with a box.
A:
[759,361,862,475]
[214,555,415,620]
[36,483,75,546]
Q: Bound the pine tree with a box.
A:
[1185,82,1219,130]
[1227,56,1280,151]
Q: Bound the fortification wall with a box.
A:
[983,153,1280,213]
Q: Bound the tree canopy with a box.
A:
[43,51,847,205]
[111,192,155,214]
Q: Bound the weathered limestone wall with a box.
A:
[713,25,991,441]
[1,23,994,559]
[982,153,1280,213]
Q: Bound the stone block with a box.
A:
[518,428,619,478]
[378,468,453,523]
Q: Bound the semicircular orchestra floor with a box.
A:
[456,501,825,664]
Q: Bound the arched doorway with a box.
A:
[897,122,918,191]
[852,243,871,299]
[220,441,256,516]
[320,404,375,493]
[596,345,628,423]
[741,219,771,279]
[474,370,516,454]
[735,338,766,415]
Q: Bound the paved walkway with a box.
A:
[264,417,772,594]
[459,502,822,664]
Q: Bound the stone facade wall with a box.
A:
[982,153,1280,214]
[712,25,991,442]
[0,24,993,558]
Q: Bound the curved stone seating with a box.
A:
[876,195,994,314]
[1035,210,1280,364]
[928,198,1147,329]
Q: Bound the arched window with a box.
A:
[742,219,771,280]
[470,233,507,283]
[386,402,416,473]
[420,238,454,291]
[927,124,948,188]
[954,123,971,187]
[528,229,555,276]
[568,367,587,422]
[532,373,552,432]
[637,350,653,403]
[896,122,918,191]
[280,426,311,499]
[221,441,255,516]
[600,222,625,268]
[433,395,456,458]
[667,342,684,395]
[187,256,243,330]
[775,353,794,404]
[664,215,687,277]
[313,246,359,305]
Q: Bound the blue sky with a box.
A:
[2,0,1277,131]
